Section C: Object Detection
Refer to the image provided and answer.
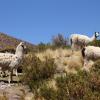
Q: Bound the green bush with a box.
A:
[40,85,57,100]
[91,60,100,74]
[38,69,100,100]
[36,42,51,52]
[52,33,69,48]
[21,53,56,93]
[55,71,100,100]
[88,40,100,47]
[21,51,100,100]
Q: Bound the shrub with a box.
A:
[88,40,100,47]
[40,85,57,100]
[39,70,100,100]
[52,33,69,48]
[0,92,8,100]
[21,48,100,100]
[36,42,51,52]
[89,60,100,93]
[91,60,100,74]
[21,53,56,93]
[55,71,100,100]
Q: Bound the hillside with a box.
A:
[0,33,100,99]
[22,48,100,99]
[0,32,36,52]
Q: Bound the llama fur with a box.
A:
[70,32,99,51]
[0,42,26,84]
[82,46,100,70]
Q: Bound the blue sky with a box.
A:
[0,0,100,44]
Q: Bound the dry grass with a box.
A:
[46,79,57,91]
[0,92,8,100]
[67,51,83,69]
[36,48,72,60]
[36,48,84,73]
[36,48,96,73]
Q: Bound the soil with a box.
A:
[0,75,34,100]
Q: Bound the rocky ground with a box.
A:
[0,76,34,100]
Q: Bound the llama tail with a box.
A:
[81,47,85,58]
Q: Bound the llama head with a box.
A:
[95,32,99,38]
[19,42,26,50]
[15,42,26,54]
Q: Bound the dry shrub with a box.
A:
[36,48,72,61]
[52,33,68,47]
[46,79,57,90]
[36,48,84,73]
[22,49,100,100]
[63,51,83,73]
[22,53,56,92]
[67,55,83,70]
[0,92,8,100]
[36,49,54,61]
[0,96,8,100]
[39,69,100,100]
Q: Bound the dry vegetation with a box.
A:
[21,46,100,99]
[0,33,100,100]
[36,48,84,73]
[0,93,8,100]
[20,36,100,99]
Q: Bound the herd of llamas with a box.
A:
[0,32,100,85]
[70,32,100,70]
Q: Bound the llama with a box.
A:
[70,32,99,51]
[0,42,26,84]
[82,46,100,70]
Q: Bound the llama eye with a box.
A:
[21,45,24,48]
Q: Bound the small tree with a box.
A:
[52,33,68,47]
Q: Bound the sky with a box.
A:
[0,0,100,44]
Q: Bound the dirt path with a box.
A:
[0,82,34,100]
[0,74,34,100]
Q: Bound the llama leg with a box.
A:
[71,44,75,54]
[71,44,76,55]
[13,68,19,84]
[0,68,3,77]
[75,44,78,51]
[11,70,13,82]
[8,71,11,85]
[15,69,19,83]
[13,69,18,76]
[8,70,13,85]
[76,44,79,50]
[0,71,3,77]
[5,70,8,77]
[15,69,18,76]
[77,44,81,50]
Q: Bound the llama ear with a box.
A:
[20,42,25,45]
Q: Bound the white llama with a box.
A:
[70,32,99,51]
[0,42,26,84]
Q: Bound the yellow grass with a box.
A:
[0,92,8,100]
[35,48,85,73]
[36,48,72,60]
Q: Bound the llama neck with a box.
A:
[15,49,24,58]
[90,35,96,42]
